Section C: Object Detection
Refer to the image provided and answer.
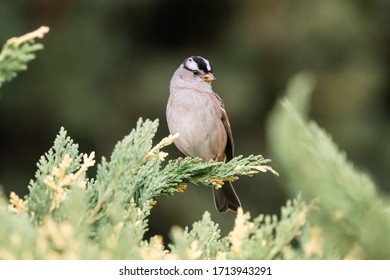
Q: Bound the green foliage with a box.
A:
[231,195,307,260]
[0,26,49,91]
[1,116,281,259]
[267,72,390,259]
[169,211,229,259]
[28,127,83,223]
[168,195,307,260]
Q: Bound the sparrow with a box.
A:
[166,55,241,212]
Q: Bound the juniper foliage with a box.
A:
[0,26,49,91]
[267,72,390,259]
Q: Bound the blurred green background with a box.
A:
[1,0,389,240]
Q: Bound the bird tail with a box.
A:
[212,181,241,213]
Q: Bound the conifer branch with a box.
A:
[267,72,390,259]
[0,26,49,90]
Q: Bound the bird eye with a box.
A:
[192,70,200,75]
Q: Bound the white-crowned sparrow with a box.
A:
[166,56,241,213]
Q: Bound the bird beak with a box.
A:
[201,73,216,83]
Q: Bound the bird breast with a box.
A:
[167,89,227,161]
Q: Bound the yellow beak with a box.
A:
[201,73,216,83]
